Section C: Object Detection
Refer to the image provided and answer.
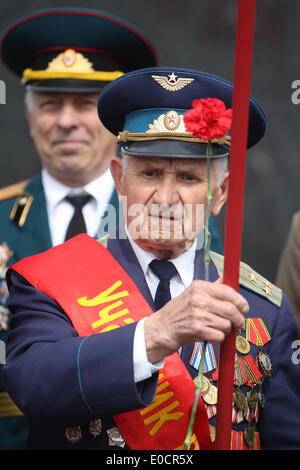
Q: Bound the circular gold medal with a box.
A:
[236,335,250,354]
[202,379,218,405]
[194,375,210,394]
[233,389,246,411]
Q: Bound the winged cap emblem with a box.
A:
[151,73,194,92]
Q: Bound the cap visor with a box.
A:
[25,78,107,93]
[120,139,229,159]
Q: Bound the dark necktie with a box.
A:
[64,194,92,241]
[149,259,178,310]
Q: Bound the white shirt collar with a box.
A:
[126,229,197,288]
[41,168,114,211]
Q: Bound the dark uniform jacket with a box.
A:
[3,233,300,450]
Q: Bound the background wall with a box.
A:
[0,0,299,281]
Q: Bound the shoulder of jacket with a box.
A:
[209,250,283,307]
[0,179,29,202]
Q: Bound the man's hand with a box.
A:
[144,279,248,364]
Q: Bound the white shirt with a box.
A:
[129,235,197,299]
[129,233,197,383]
[42,168,115,246]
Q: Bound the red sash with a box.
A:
[11,234,212,450]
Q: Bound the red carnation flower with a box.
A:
[183,97,232,141]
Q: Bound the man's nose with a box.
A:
[56,105,80,130]
[152,177,180,206]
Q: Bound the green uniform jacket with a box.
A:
[0,172,119,449]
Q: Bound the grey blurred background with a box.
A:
[0,0,298,282]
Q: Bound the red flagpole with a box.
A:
[215,0,256,450]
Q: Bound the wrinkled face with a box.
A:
[25,92,116,185]
[111,155,228,254]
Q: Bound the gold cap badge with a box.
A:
[47,49,94,73]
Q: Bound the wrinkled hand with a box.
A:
[144,279,248,363]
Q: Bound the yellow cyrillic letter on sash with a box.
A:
[77,280,129,306]
[143,401,183,436]
[140,379,184,436]
[90,301,129,329]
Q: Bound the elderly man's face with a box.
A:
[25,92,116,186]
[111,155,228,256]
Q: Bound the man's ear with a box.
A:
[110,157,124,197]
[211,171,229,216]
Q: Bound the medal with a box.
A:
[246,388,261,422]
[232,406,244,424]
[233,389,246,411]
[0,306,9,331]
[65,425,82,444]
[89,418,102,438]
[234,355,248,386]
[244,355,262,385]
[0,242,13,275]
[196,375,210,394]
[189,341,217,373]
[107,427,126,448]
[200,377,218,405]
[0,280,9,305]
[246,318,271,347]
[0,242,13,317]
[246,389,259,410]
[257,350,272,376]
[236,335,250,354]
[243,423,256,447]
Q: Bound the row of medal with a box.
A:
[64,318,272,448]
[195,318,272,449]
[65,420,125,447]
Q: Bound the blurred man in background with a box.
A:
[0,6,158,449]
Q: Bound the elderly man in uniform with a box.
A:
[5,67,299,450]
[0,7,158,450]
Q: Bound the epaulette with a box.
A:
[97,232,109,248]
[0,179,29,202]
[209,250,283,307]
